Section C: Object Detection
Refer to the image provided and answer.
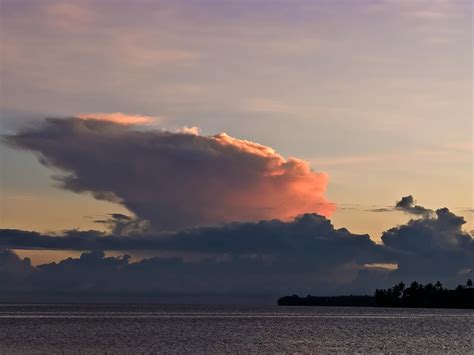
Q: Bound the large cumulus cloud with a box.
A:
[5,117,335,231]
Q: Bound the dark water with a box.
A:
[0,304,472,354]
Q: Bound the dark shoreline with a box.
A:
[278,281,474,309]
[278,295,376,307]
[277,294,474,309]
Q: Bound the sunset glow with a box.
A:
[77,112,156,125]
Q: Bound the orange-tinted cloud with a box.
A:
[6,117,335,231]
[77,113,157,125]
[209,133,335,221]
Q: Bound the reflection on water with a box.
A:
[0,304,472,353]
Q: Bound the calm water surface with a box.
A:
[0,304,472,353]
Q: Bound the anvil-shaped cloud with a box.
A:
[5,116,335,231]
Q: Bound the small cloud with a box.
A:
[176,126,201,135]
[367,208,393,213]
[76,113,158,125]
[366,196,434,216]
[395,195,433,217]
[109,213,132,221]
[364,263,398,271]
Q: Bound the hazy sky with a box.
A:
[0,0,472,298]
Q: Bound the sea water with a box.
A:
[0,304,472,353]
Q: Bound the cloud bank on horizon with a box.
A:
[5,115,335,231]
[0,199,472,298]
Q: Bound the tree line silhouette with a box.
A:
[374,280,473,308]
[278,280,474,308]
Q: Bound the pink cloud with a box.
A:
[7,118,335,231]
[76,113,158,125]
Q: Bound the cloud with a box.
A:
[0,214,381,260]
[77,113,157,125]
[5,117,335,231]
[395,195,433,216]
[0,199,472,300]
[0,250,36,292]
[175,126,201,135]
[382,207,473,281]
[0,214,385,297]
[368,195,433,216]
[94,213,150,236]
[367,207,393,213]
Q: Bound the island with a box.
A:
[278,280,474,309]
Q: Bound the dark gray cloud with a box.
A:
[0,202,472,301]
[0,214,383,261]
[368,195,434,216]
[4,117,334,232]
[395,195,433,216]
[93,213,150,236]
[382,207,473,280]
[0,250,35,292]
[367,207,393,213]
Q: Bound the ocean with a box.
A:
[0,304,472,353]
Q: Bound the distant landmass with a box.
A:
[278,280,474,309]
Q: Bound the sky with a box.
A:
[0,0,472,302]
